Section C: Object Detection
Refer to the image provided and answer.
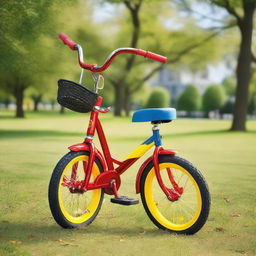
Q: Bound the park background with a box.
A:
[0,0,255,255]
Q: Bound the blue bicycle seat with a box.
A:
[132,108,176,123]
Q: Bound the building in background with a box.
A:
[150,63,232,106]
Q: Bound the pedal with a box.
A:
[110,196,139,206]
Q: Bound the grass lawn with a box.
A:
[0,110,255,256]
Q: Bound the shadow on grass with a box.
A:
[0,221,173,243]
[111,129,256,143]
[1,128,255,141]
[81,223,166,238]
[0,110,80,118]
[0,115,17,120]
[0,129,81,139]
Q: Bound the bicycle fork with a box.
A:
[152,126,183,201]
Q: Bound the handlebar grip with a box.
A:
[144,51,167,63]
[58,33,77,50]
[135,49,167,63]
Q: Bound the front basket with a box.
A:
[57,79,98,113]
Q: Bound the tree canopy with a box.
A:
[145,87,170,108]
[0,0,62,117]
[203,85,226,114]
[177,85,201,112]
[1,0,254,128]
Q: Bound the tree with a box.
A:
[102,0,142,116]
[202,85,226,114]
[220,76,236,115]
[27,88,44,112]
[222,77,236,97]
[220,100,234,114]
[0,89,12,109]
[0,0,62,117]
[177,85,201,114]
[103,0,230,116]
[174,0,255,130]
[145,87,170,108]
[210,0,256,130]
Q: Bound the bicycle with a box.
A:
[48,33,210,234]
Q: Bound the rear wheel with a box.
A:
[140,155,210,234]
[48,151,104,228]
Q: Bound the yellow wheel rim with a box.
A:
[144,163,202,231]
[58,155,102,224]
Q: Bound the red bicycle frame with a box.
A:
[58,33,181,201]
[67,96,180,201]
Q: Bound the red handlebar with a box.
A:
[58,33,167,72]
[81,48,167,72]
[134,49,167,64]
[59,33,77,50]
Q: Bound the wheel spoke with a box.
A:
[183,177,190,189]
[61,161,100,218]
[152,175,196,223]
[141,157,210,234]
[49,153,104,229]
[62,191,72,201]
[76,194,80,215]
[178,198,197,215]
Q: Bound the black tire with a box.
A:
[140,155,210,234]
[48,151,104,228]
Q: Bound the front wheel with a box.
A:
[48,151,104,228]
[140,155,210,234]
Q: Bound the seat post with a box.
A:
[152,123,162,146]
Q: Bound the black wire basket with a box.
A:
[57,79,98,113]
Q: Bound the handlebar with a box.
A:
[58,33,167,72]
[59,33,77,50]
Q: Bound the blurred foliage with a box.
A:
[203,84,226,113]
[220,100,234,114]
[176,0,255,130]
[209,0,255,130]
[210,0,242,9]
[97,0,235,115]
[249,72,256,99]
[222,76,236,97]
[145,87,170,108]
[131,84,150,107]
[177,85,201,112]
[247,96,255,114]
[248,72,256,114]
[0,0,250,119]
[0,0,69,116]
[0,89,12,108]
[0,0,64,74]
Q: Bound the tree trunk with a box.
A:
[110,1,141,116]
[114,84,122,116]
[34,101,38,111]
[123,88,131,117]
[14,87,25,118]
[60,105,65,114]
[32,94,42,111]
[230,4,255,131]
[33,99,40,111]
[51,100,55,110]
[122,1,141,116]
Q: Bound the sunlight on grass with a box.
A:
[0,111,255,256]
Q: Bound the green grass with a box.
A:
[0,110,256,256]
